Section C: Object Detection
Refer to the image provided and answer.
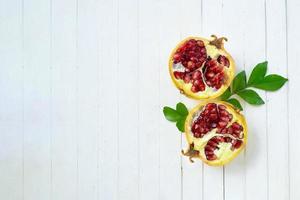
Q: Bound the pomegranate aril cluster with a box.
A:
[204,59,225,89]
[172,39,230,93]
[173,39,207,71]
[204,136,242,161]
[191,103,244,161]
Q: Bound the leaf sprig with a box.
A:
[163,61,288,132]
[220,61,288,111]
[163,102,188,132]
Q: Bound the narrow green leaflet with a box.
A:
[163,107,182,122]
[176,118,186,132]
[220,87,231,100]
[232,71,247,93]
[248,61,268,86]
[237,89,265,105]
[251,74,288,91]
[225,98,243,111]
[176,102,189,116]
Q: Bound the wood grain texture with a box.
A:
[0,0,298,199]
[0,0,23,199]
[51,0,77,199]
[23,0,51,199]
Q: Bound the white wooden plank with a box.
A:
[77,0,99,199]
[179,1,203,200]
[157,0,182,199]
[138,0,160,199]
[98,0,119,199]
[117,0,140,199]
[202,1,224,200]
[265,0,289,199]
[222,1,246,199]
[243,0,268,199]
[51,0,77,199]
[0,0,23,199]
[287,0,300,199]
[23,0,51,199]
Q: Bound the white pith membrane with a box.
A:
[172,39,234,98]
[185,103,245,165]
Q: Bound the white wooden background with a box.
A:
[0,0,299,199]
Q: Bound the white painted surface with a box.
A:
[0,0,298,200]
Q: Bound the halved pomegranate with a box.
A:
[182,101,247,166]
[169,35,235,100]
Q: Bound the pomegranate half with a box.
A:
[169,35,235,100]
[183,101,247,166]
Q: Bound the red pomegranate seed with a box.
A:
[206,103,215,109]
[192,70,202,80]
[232,122,241,130]
[199,85,206,91]
[193,79,205,92]
[214,136,225,143]
[173,53,181,63]
[193,79,201,87]
[220,128,227,134]
[218,121,227,128]
[205,145,215,152]
[183,74,191,83]
[220,116,230,122]
[224,137,232,143]
[174,71,184,79]
[190,57,198,62]
[197,40,204,47]
[206,154,217,161]
[205,150,215,156]
[193,132,201,138]
[227,127,233,134]
[206,72,214,78]
[209,113,218,120]
[217,55,230,67]
[187,61,195,70]
[191,85,199,93]
[235,140,243,148]
[233,129,241,134]
[232,140,243,149]
[218,105,226,110]
[208,140,219,147]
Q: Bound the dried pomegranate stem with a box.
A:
[181,143,199,163]
[209,35,228,49]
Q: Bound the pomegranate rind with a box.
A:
[184,101,247,166]
[169,36,235,100]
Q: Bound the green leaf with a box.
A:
[232,71,247,93]
[237,89,265,105]
[176,118,186,132]
[225,98,243,111]
[248,61,268,86]
[251,74,288,91]
[176,102,188,116]
[220,87,232,100]
[163,107,181,122]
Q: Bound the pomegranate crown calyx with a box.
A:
[181,143,199,163]
[209,34,228,49]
